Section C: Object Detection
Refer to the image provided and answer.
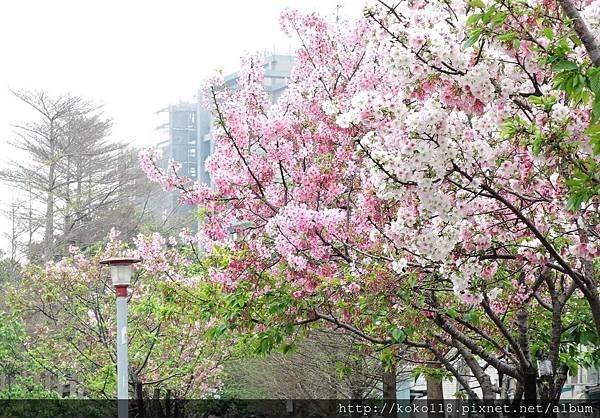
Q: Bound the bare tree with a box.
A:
[223,330,384,399]
[1,90,98,260]
[1,89,173,261]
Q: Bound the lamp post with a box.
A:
[100,257,141,416]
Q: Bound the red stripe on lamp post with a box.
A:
[115,285,128,297]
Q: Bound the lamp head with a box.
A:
[100,257,141,286]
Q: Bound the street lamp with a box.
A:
[100,256,141,414]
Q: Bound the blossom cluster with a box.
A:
[139,1,599,326]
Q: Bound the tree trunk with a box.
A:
[44,160,55,261]
[517,307,538,417]
[350,361,363,418]
[74,160,83,245]
[426,363,444,418]
[27,179,33,254]
[135,381,145,418]
[584,264,600,339]
[43,119,56,261]
[383,362,397,418]
[63,155,71,243]
[152,388,164,418]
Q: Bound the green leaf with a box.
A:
[592,134,600,156]
[491,12,507,25]
[391,327,406,344]
[553,59,578,71]
[466,13,483,27]
[464,29,482,49]
[567,192,590,211]
[592,95,600,123]
[497,32,517,42]
[589,68,600,93]
[542,28,554,40]
[279,343,297,355]
[408,274,417,288]
[585,124,600,155]
[446,308,459,319]
[380,348,396,370]
[527,96,543,106]
[335,361,353,379]
[464,310,481,326]
[585,123,600,136]
[469,0,486,9]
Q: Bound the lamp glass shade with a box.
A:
[110,264,133,286]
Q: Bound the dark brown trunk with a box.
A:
[383,362,397,418]
[349,387,362,418]
[152,388,164,418]
[426,363,444,418]
[585,277,600,338]
[135,381,145,418]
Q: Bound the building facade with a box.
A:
[155,102,199,219]
[154,54,294,225]
[196,54,294,188]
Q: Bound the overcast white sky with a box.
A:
[0,0,365,148]
[0,0,365,249]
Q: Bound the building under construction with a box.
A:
[153,54,295,226]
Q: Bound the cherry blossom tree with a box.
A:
[139,0,600,401]
[5,230,224,399]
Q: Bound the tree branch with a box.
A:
[558,0,600,66]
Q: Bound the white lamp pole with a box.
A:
[100,257,141,418]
